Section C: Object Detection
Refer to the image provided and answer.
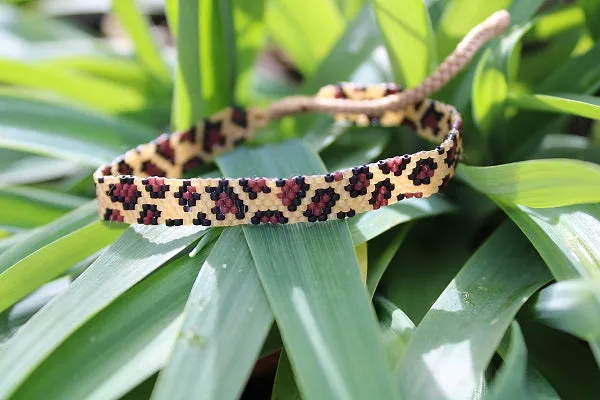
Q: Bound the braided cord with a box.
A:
[93,11,510,227]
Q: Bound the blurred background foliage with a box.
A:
[0,0,599,399]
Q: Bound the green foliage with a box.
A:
[0,1,599,399]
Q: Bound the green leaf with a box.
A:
[471,23,530,137]
[349,195,455,245]
[169,0,234,128]
[506,0,545,26]
[0,220,125,313]
[198,0,235,114]
[531,279,600,342]
[458,159,600,207]
[0,92,155,147]
[374,295,416,371]
[508,93,600,120]
[0,225,204,398]
[488,321,557,400]
[0,59,150,113]
[300,5,385,96]
[366,225,411,296]
[519,319,600,399]
[169,0,202,129]
[265,0,344,77]
[217,139,398,399]
[0,187,87,228]
[435,0,511,59]
[579,0,600,40]
[112,0,170,81]
[396,222,551,399]
[539,43,600,94]
[0,156,77,188]
[152,228,272,400]
[0,201,98,272]
[10,243,213,400]
[232,0,266,102]
[0,125,116,166]
[272,350,302,400]
[501,204,600,281]
[518,9,585,88]
[41,56,166,96]
[491,321,560,400]
[373,0,436,87]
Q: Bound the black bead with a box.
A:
[236,212,245,219]
[337,212,346,219]
[308,216,317,222]
[216,213,225,220]
[347,209,355,217]
[318,214,328,221]
[251,217,260,225]
[201,219,211,226]
[249,192,257,200]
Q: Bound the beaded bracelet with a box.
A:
[94,10,510,227]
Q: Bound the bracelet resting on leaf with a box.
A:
[94,10,510,227]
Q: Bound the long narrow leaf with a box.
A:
[152,228,272,400]
[10,245,213,400]
[508,93,600,120]
[0,225,204,398]
[112,0,170,81]
[397,222,551,399]
[458,160,600,207]
[218,139,398,399]
[0,221,124,313]
[373,0,436,87]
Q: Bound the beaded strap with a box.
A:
[94,10,510,227]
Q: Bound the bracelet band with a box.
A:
[93,10,510,227]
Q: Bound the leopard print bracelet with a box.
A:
[94,10,510,227]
